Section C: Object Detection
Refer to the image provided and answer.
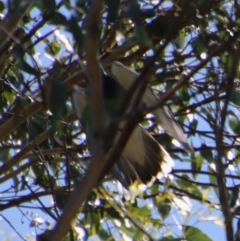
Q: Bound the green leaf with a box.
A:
[188,115,198,134]
[49,62,67,136]
[229,188,239,207]
[98,229,112,240]
[174,28,186,50]
[135,25,153,48]
[126,0,142,25]
[50,12,68,26]
[177,175,202,197]
[8,0,31,16]
[180,86,190,102]
[50,76,67,118]
[52,41,61,55]
[141,8,155,19]
[191,155,203,178]
[0,1,5,13]
[35,174,57,190]
[13,175,19,193]
[65,164,80,185]
[28,118,44,140]
[158,199,171,219]
[106,0,120,23]
[55,193,70,210]
[32,163,45,177]
[89,210,100,233]
[159,237,184,241]
[208,166,218,196]
[229,114,240,134]
[201,145,214,163]
[80,105,93,146]
[67,16,84,51]
[0,149,10,163]
[183,225,213,241]
[118,226,134,237]
[230,89,240,107]
[37,229,73,241]
[12,44,38,75]
[41,0,56,13]
[105,207,122,219]
[193,38,207,54]
[132,205,151,217]
[7,71,19,88]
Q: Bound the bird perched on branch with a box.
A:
[72,61,193,189]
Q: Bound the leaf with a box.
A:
[118,226,134,237]
[41,0,56,13]
[50,12,68,26]
[65,164,80,185]
[12,44,38,75]
[191,155,203,178]
[67,16,84,51]
[106,0,120,23]
[126,0,142,25]
[55,193,70,210]
[32,163,45,177]
[183,225,213,241]
[98,229,113,240]
[180,86,190,102]
[193,38,208,54]
[89,210,100,233]
[0,1,5,13]
[105,207,122,219]
[8,0,31,16]
[49,62,67,136]
[229,188,239,207]
[0,149,10,163]
[173,28,186,50]
[52,41,61,55]
[13,175,19,193]
[208,166,218,196]
[229,114,240,134]
[132,205,151,217]
[187,114,198,134]
[201,145,214,163]
[28,118,45,140]
[6,74,18,90]
[158,199,171,219]
[159,237,184,241]
[35,174,57,190]
[177,175,202,197]
[229,89,240,107]
[37,229,73,241]
[141,8,155,19]
[135,25,153,48]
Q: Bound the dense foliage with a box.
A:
[1,0,240,240]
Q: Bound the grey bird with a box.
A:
[72,62,192,189]
[111,61,193,153]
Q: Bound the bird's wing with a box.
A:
[111,61,193,152]
[113,124,174,189]
[72,85,174,189]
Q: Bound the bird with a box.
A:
[111,61,193,153]
[72,61,192,189]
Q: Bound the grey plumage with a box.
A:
[72,62,191,189]
[111,61,193,152]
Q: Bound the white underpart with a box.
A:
[117,124,145,165]
[111,61,192,152]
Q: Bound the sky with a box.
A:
[0,1,238,241]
